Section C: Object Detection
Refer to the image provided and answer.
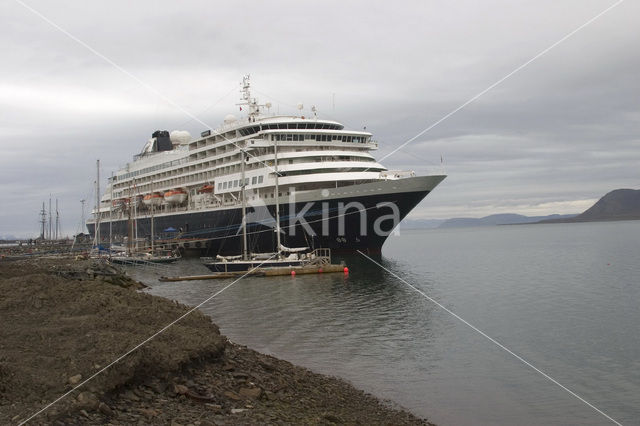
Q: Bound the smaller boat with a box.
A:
[202,247,328,273]
[109,248,181,265]
[143,192,163,207]
[164,189,188,204]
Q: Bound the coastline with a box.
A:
[0,256,432,425]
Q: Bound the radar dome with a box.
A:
[169,130,192,145]
[224,114,237,124]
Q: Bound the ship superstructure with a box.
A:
[87,76,445,254]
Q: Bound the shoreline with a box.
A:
[0,256,433,425]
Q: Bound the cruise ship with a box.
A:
[87,77,445,255]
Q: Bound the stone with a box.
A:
[98,402,114,417]
[76,391,99,410]
[138,407,159,418]
[223,391,241,401]
[239,387,262,399]
[173,384,189,395]
[68,374,82,385]
[122,390,140,401]
[231,408,246,414]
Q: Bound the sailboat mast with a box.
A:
[274,140,281,257]
[150,180,154,254]
[95,159,101,247]
[109,173,113,255]
[241,150,248,260]
[134,179,139,252]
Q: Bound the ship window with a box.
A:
[223,182,228,189]
[252,176,257,184]
[258,175,263,183]
[218,183,222,190]
[278,123,287,129]
[233,180,238,187]
[245,178,249,185]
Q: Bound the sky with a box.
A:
[1,0,638,238]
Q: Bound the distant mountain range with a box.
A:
[540,189,640,223]
[402,188,640,229]
[401,214,576,229]
[437,213,577,228]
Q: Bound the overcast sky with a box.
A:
[1,0,638,238]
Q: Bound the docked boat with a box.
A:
[87,76,446,255]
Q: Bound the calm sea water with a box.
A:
[131,221,640,425]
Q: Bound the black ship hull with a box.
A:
[87,176,444,256]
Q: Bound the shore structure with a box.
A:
[0,255,433,425]
[87,76,445,256]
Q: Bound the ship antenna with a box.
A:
[237,75,265,122]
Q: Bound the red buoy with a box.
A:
[343,267,349,273]
[291,270,296,276]
[318,268,323,273]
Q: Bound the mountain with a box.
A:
[541,189,640,223]
[400,218,447,229]
[439,213,577,229]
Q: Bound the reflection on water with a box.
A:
[129,221,640,425]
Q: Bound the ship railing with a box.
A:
[379,170,415,180]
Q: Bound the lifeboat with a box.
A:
[197,184,214,194]
[164,189,188,204]
[143,193,163,207]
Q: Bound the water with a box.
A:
[130,221,640,425]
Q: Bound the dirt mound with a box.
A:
[0,258,224,424]
[0,258,430,425]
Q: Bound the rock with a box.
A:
[68,374,82,385]
[223,391,241,401]
[231,408,246,414]
[122,390,140,401]
[98,402,114,417]
[322,412,343,423]
[76,391,99,410]
[238,387,262,400]
[174,384,189,395]
[138,407,159,418]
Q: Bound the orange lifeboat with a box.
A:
[197,184,214,194]
[143,193,163,207]
[164,189,187,204]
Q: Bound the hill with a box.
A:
[438,213,576,228]
[541,189,640,223]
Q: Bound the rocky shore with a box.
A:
[0,257,432,425]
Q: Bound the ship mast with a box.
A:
[240,150,248,260]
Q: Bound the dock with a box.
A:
[159,263,348,282]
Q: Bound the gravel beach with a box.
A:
[0,256,432,425]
